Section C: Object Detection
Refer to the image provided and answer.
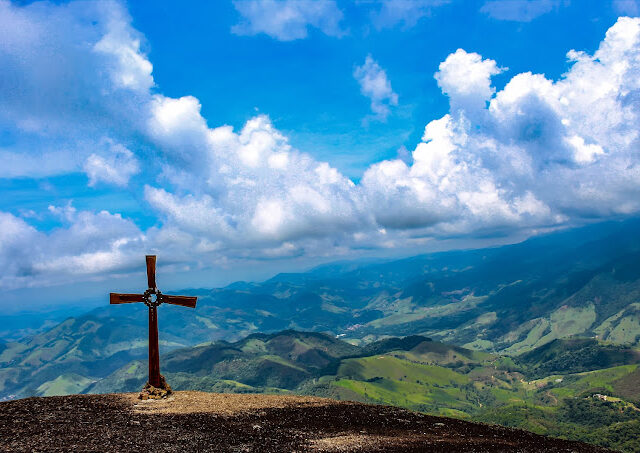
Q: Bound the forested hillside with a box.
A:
[90,331,640,452]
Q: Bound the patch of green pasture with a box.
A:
[504,319,550,355]
[464,339,495,351]
[604,315,640,344]
[239,338,268,353]
[0,342,28,364]
[36,373,94,397]
[538,304,597,345]
[505,304,597,354]
[331,377,472,412]
[547,365,639,396]
[321,302,347,313]
[337,355,469,386]
[260,355,309,373]
[125,363,140,374]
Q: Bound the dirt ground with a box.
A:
[1,391,610,452]
[127,390,331,415]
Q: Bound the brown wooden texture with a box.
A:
[148,306,161,388]
[162,295,197,308]
[146,255,156,289]
[110,293,145,304]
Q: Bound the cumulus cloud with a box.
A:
[145,113,367,245]
[84,141,140,187]
[3,0,640,292]
[0,208,145,290]
[369,0,450,29]
[354,55,399,121]
[435,49,505,116]
[481,0,564,22]
[93,8,153,92]
[363,16,640,234]
[131,10,640,255]
[0,212,41,288]
[231,0,345,41]
[0,0,152,178]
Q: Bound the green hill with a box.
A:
[516,338,640,378]
[0,314,152,399]
[90,330,360,394]
[87,330,639,451]
[3,325,638,451]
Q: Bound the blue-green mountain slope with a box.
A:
[2,218,640,402]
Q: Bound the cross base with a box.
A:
[139,374,172,400]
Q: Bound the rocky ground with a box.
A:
[0,391,610,452]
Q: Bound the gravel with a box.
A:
[0,391,610,452]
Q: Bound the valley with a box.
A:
[2,219,640,450]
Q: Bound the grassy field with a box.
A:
[35,373,95,397]
[301,339,640,452]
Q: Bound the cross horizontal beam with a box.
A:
[110,293,197,308]
[162,295,197,308]
[110,293,144,304]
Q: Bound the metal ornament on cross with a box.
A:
[110,255,197,388]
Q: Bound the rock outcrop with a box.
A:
[0,392,611,452]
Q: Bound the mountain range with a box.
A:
[3,218,640,399]
[2,218,640,450]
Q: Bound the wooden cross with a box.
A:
[110,255,197,388]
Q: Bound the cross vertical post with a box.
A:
[110,255,197,393]
[148,305,161,388]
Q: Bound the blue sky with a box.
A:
[1,0,640,309]
[128,0,621,177]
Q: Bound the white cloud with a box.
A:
[354,55,399,121]
[93,6,153,92]
[231,0,345,41]
[145,112,367,245]
[144,186,234,237]
[481,0,563,22]
[84,141,140,187]
[362,16,640,234]
[435,49,505,116]
[0,0,152,178]
[369,0,450,29]
[3,2,640,293]
[0,212,41,288]
[565,135,604,164]
[0,208,145,290]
